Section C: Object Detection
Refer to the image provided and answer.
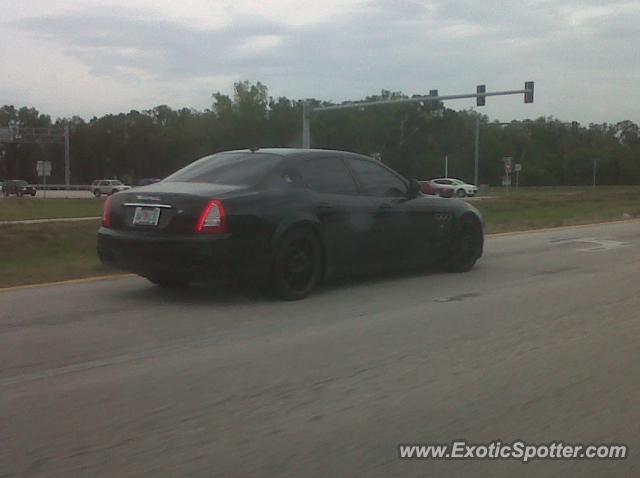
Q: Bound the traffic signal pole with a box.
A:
[474,116,480,187]
[301,83,533,148]
[301,82,535,185]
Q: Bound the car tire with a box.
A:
[456,188,466,198]
[146,275,189,288]
[111,189,118,195]
[272,227,323,301]
[445,218,483,273]
[31,192,37,196]
[17,191,23,198]
[93,189,101,198]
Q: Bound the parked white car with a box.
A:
[91,179,130,197]
[430,178,478,197]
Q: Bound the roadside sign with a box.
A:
[36,160,52,177]
[502,157,513,191]
[37,160,52,198]
[502,157,513,173]
[515,163,522,172]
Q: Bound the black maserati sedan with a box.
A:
[97,148,483,300]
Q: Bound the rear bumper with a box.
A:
[97,227,266,281]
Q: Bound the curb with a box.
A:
[486,218,640,238]
[0,274,134,293]
[0,217,100,225]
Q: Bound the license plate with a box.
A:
[132,207,161,226]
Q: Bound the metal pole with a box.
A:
[445,154,448,178]
[473,116,480,186]
[593,159,597,187]
[64,125,70,186]
[313,88,532,113]
[302,102,311,149]
[302,83,533,151]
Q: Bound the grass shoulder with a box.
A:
[0,198,104,221]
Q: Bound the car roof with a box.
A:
[219,148,373,160]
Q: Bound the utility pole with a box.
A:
[444,154,448,178]
[301,102,311,148]
[64,125,70,186]
[593,158,598,188]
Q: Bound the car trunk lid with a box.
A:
[107,182,244,234]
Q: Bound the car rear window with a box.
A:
[164,152,281,185]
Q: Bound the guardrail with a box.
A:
[34,184,92,191]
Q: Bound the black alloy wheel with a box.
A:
[447,219,482,272]
[273,228,322,300]
[456,188,466,198]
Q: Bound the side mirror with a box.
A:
[407,178,421,198]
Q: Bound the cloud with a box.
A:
[3,0,640,123]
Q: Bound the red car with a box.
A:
[418,180,454,198]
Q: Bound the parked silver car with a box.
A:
[91,179,130,197]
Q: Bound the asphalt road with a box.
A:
[2,221,639,477]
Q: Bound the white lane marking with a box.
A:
[550,237,629,252]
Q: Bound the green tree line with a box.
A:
[1,81,639,186]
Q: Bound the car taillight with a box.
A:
[196,199,228,234]
[103,196,112,228]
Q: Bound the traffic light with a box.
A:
[524,81,534,103]
[476,85,486,106]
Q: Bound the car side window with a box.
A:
[347,158,408,197]
[297,157,358,195]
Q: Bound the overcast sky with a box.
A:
[2,0,639,124]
